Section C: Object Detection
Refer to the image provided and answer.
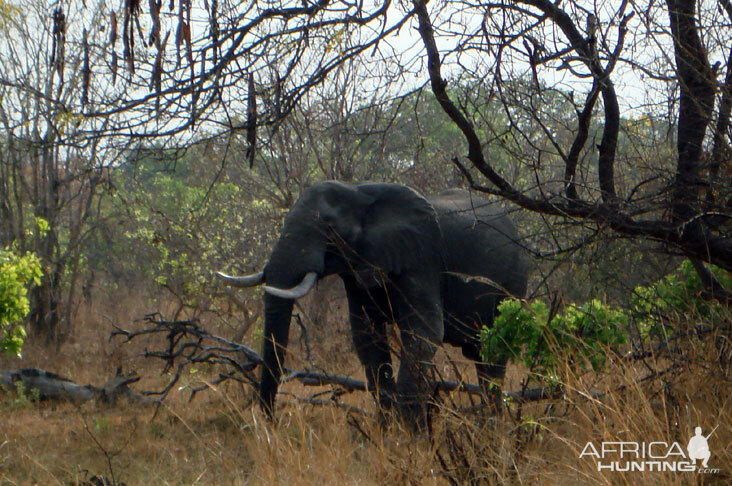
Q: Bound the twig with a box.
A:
[76,406,137,486]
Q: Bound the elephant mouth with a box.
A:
[216,270,318,300]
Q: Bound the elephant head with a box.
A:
[217,181,443,417]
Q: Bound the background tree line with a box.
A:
[0,2,729,482]
[0,0,729,345]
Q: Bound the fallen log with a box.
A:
[0,368,151,404]
[0,369,93,402]
[281,369,602,403]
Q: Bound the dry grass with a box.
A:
[1,293,730,485]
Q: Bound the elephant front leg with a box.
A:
[392,277,444,430]
[350,313,395,410]
[344,281,396,411]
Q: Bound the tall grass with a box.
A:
[0,292,729,485]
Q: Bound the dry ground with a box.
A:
[0,291,730,485]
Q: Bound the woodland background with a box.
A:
[0,0,730,483]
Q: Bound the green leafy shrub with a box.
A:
[481,261,729,385]
[0,246,42,356]
[480,298,627,384]
[631,260,730,338]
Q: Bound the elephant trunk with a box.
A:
[259,292,295,417]
[258,229,326,417]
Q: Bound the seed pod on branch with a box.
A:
[110,11,117,46]
[209,0,219,64]
[246,74,257,169]
[148,0,161,47]
[51,7,66,87]
[152,31,170,116]
[175,1,183,67]
[82,29,90,107]
[182,21,193,66]
[123,0,141,74]
[110,11,118,83]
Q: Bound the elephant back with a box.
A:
[430,189,528,306]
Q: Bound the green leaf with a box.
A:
[0,246,42,356]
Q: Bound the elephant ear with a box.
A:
[356,183,442,275]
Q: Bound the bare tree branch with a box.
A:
[109,315,605,407]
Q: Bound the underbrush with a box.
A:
[0,294,729,485]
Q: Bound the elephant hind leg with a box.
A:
[394,329,439,431]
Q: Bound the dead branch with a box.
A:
[109,315,603,408]
[110,313,263,401]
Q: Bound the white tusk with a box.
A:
[215,271,264,287]
[263,272,318,299]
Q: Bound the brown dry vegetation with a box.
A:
[1,287,730,486]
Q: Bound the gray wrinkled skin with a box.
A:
[245,182,529,428]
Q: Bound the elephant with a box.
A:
[217,181,528,426]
